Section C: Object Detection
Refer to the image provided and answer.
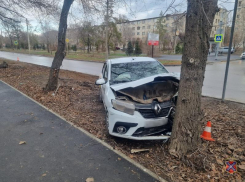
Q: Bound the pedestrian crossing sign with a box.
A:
[215,34,223,42]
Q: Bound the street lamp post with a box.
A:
[26,18,31,54]
[222,0,239,101]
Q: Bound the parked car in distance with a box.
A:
[95,57,180,140]
[241,52,245,59]
[218,47,235,54]
[115,47,120,50]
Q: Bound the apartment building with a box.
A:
[210,8,228,38]
[234,0,245,48]
[117,8,229,48]
[116,13,186,46]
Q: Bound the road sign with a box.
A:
[215,34,223,42]
[14,40,18,46]
[148,33,159,46]
[65,38,69,43]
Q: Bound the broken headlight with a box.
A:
[112,99,135,115]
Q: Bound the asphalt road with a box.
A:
[0,51,244,103]
[0,81,157,182]
[158,53,241,62]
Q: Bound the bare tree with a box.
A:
[0,0,57,24]
[169,0,219,158]
[45,0,74,91]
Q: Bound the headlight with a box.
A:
[112,99,135,115]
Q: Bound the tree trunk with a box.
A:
[87,34,90,53]
[169,0,218,158]
[47,42,50,53]
[45,0,74,91]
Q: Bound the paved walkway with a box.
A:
[0,81,158,182]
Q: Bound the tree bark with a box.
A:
[169,0,218,158]
[45,0,74,91]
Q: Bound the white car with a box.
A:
[95,57,179,140]
[241,52,245,59]
[218,47,235,54]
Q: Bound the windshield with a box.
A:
[110,61,168,84]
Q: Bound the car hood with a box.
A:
[110,73,180,91]
[110,73,180,104]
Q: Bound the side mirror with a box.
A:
[95,78,106,85]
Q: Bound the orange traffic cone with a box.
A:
[200,121,215,141]
[17,57,19,61]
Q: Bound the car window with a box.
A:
[110,61,168,84]
[103,64,108,81]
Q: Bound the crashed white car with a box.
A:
[95,57,179,140]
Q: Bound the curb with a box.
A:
[0,80,168,182]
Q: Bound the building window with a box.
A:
[142,20,145,24]
[142,26,145,29]
[137,26,140,30]
[137,32,140,35]
[215,19,217,23]
[239,1,242,6]
[237,15,240,19]
[142,32,145,35]
[137,21,140,24]
[132,27,135,30]
[132,32,135,36]
[147,25,151,29]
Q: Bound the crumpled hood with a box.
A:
[110,73,179,104]
[110,73,179,91]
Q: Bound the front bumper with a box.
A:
[107,106,173,140]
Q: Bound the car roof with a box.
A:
[109,57,157,64]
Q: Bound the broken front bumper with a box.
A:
[108,101,174,140]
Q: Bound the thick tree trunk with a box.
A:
[45,0,74,91]
[169,0,218,158]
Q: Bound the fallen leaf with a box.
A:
[129,154,135,159]
[216,159,223,165]
[170,166,178,170]
[238,165,245,170]
[86,177,94,182]
[42,174,46,177]
[19,141,26,145]
[118,157,121,161]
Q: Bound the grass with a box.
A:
[158,59,182,66]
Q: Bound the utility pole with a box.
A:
[105,0,109,59]
[26,18,31,54]
[222,0,238,101]
[1,29,3,48]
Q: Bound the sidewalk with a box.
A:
[0,81,158,182]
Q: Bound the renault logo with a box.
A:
[154,104,162,115]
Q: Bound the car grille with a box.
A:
[138,107,171,118]
[132,126,170,137]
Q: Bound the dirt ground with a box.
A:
[0,59,244,182]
